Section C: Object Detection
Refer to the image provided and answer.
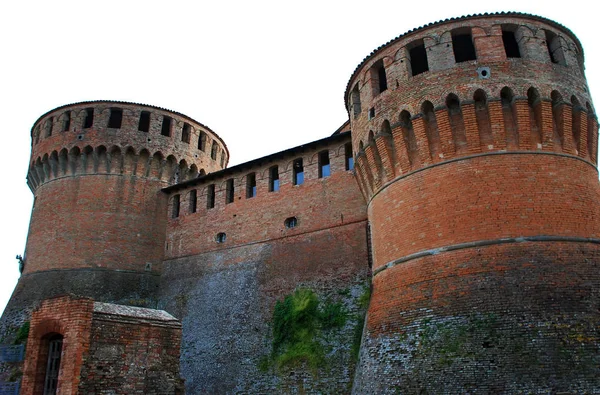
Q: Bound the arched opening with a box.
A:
[474,89,493,149]
[571,95,582,153]
[527,87,543,148]
[42,333,64,395]
[446,93,467,153]
[501,87,518,149]
[399,111,419,167]
[422,101,440,160]
[551,90,565,151]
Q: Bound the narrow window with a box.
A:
[368,108,375,120]
[172,194,180,218]
[189,189,197,213]
[46,117,53,137]
[409,40,429,76]
[344,142,354,170]
[207,184,215,209]
[198,131,206,151]
[370,59,387,96]
[351,84,361,118]
[43,334,63,395]
[216,232,227,243]
[502,27,521,58]
[269,165,280,192]
[285,216,298,229]
[161,116,172,136]
[83,108,94,128]
[318,150,330,178]
[293,158,304,185]
[181,123,191,143]
[62,111,71,132]
[452,29,476,62]
[220,152,225,168]
[546,30,565,65]
[246,173,257,198]
[138,111,151,132]
[226,179,234,203]
[108,108,123,128]
[211,141,218,160]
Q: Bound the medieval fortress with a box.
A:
[1,12,599,394]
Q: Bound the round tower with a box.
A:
[3,101,228,327]
[347,13,600,392]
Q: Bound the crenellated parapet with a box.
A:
[28,101,228,192]
[345,13,597,201]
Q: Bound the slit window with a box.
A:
[43,334,63,395]
[269,166,280,192]
[370,59,387,96]
[161,116,172,136]
[452,30,477,63]
[62,111,71,132]
[344,143,354,170]
[108,108,123,128]
[285,216,298,229]
[182,123,191,143]
[246,173,257,198]
[172,194,180,218]
[83,108,94,129]
[207,184,215,209]
[198,132,206,151]
[318,150,330,178]
[46,117,53,137]
[350,84,361,118]
[226,179,234,204]
[189,189,197,213]
[211,141,218,160]
[502,28,521,58]
[138,111,151,132]
[409,41,429,76]
[293,158,304,185]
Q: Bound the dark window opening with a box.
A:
[409,42,429,76]
[161,116,172,136]
[211,142,218,160]
[293,158,304,185]
[189,190,197,213]
[46,117,53,137]
[220,153,225,168]
[502,29,521,58]
[351,84,361,118]
[318,150,330,178]
[368,107,375,120]
[285,216,298,229]
[545,30,565,65]
[43,334,63,395]
[452,31,477,63]
[83,108,94,129]
[198,132,206,151]
[370,60,387,96]
[108,108,123,128]
[138,111,151,132]
[269,166,280,192]
[246,173,257,198]
[172,194,180,218]
[344,143,354,170]
[216,232,226,243]
[226,179,234,204]
[207,184,215,209]
[182,123,191,143]
[62,111,71,132]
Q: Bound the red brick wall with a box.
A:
[21,296,94,395]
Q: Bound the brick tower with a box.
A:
[347,13,600,392]
[3,101,228,328]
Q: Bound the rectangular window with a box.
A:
[370,59,387,96]
[502,28,521,58]
[211,142,218,160]
[452,30,477,63]
[220,152,225,168]
[344,143,354,170]
[172,194,180,218]
[409,41,429,76]
[189,189,197,213]
[83,108,94,129]
[198,132,206,151]
[318,150,330,178]
[182,123,191,143]
[293,158,304,185]
[226,179,234,203]
[63,111,71,132]
[108,108,123,128]
[246,173,256,198]
[350,84,361,118]
[161,116,172,136]
[207,184,215,209]
[269,165,280,192]
[138,111,151,132]
[46,117,53,137]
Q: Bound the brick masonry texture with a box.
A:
[2,12,600,394]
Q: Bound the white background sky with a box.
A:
[0,0,598,315]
